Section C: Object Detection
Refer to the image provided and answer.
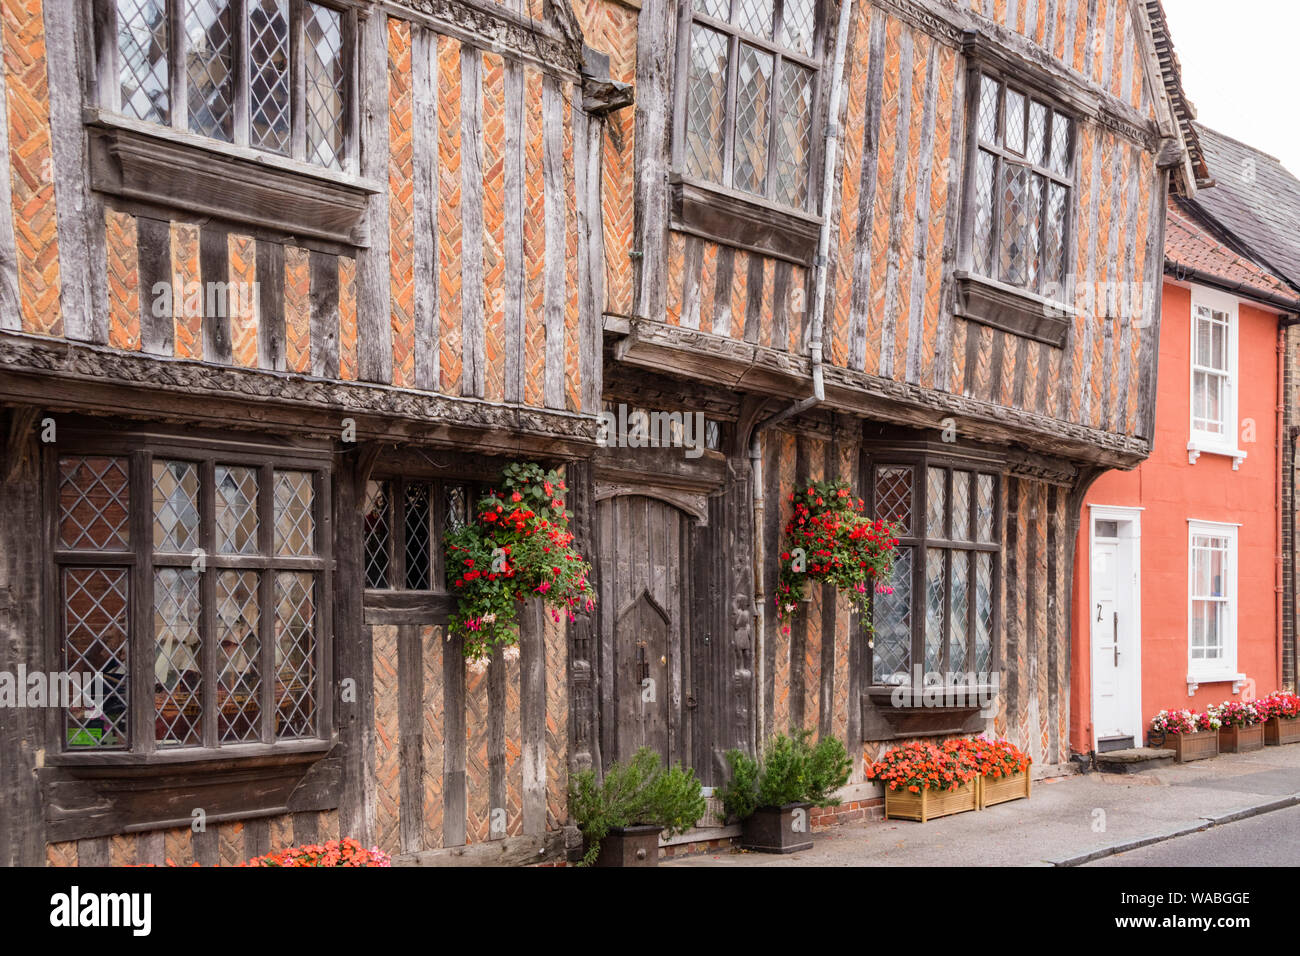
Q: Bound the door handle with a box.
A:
[1096,603,1102,622]
[1113,611,1119,667]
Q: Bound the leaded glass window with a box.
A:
[679,0,821,211]
[362,477,475,592]
[54,440,330,754]
[869,457,1001,685]
[969,73,1073,297]
[105,0,354,171]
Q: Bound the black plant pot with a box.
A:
[590,824,662,867]
[740,802,813,854]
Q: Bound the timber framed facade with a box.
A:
[0,0,1199,867]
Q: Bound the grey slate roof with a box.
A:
[1190,124,1300,293]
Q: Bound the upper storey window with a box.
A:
[969,73,1074,298]
[678,0,821,212]
[107,0,353,171]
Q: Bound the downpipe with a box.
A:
[751,0,852,753]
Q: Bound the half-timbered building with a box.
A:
[0,0,1201,867]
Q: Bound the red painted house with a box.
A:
[1071,125,1300,755]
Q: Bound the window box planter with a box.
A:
[1219,723,1265,754]
[883,780,979,823]
[739,802,813,854]
[978,770,1031,809]
[1168,729,1219,762]
[589,824,662,868]
[1265,716,1300,746]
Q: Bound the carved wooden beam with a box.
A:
[0,334,600,457]
[610,320,1151,469]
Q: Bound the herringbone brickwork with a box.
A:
[372,624,401,857]
[227,234,258,369]
[2,0,61,335]
[170,222,202,359]
[388,19,416,389]
[482,51,506,404]
[338,254,358,380]
[436,34,463,395]
[284,245,311,374]
[523,66,546,407]
[105,208,140,351]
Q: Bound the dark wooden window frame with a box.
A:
[361,472,486,627]
[85,0,377,246]
[92,0,361,169]
[44,428,334,769]
[669,0,826,265]
[956,56,1080,348]
[863,445,1003,692]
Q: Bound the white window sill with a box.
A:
[1186,672,1246,696]
[1187,440,1247,470]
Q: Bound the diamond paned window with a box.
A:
[107,0,355,171]
[869,454,1001,686]
[54,434,328,755]
[363,480,392,590]
[969,73,1073,298]
[677,0,821,212]
[363,477,475,591]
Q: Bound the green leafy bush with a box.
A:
[568,748,706,865]
[718,729,853,823]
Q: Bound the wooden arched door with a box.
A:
[597,494,694,770]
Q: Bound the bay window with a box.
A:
[102,0,356,171]
[52,431,331,756]
[676,0,821,212]
[868,454,1001,686]
[968,72,1074,297]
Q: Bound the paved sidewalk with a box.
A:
[664,746,1300,867]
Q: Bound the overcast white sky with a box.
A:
[1162,0,1300,174]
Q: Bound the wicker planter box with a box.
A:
[883,779,978,822]
[740,803,813,854]
[1219,723,1265,753]
[1265,716,1300,746]
[978,770,1031,809]
[589,824,661,867]
[1169,729,1219,762]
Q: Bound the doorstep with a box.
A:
[1094,747,1177,774]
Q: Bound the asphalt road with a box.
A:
[1086,804,1300,866]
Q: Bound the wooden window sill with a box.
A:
[669,174,822,266]
[955,271,1073,348]
[39,737,339,842]
[85,110,381,246]
[861,687,994,741]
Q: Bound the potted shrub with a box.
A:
[717,729,852,853]
[864,740,980,822]
[1257,692,1300,746]
[1212,700,1265,753]
[1150,709,1219,762]
[568,747,706,867]
[956,736,1032,808]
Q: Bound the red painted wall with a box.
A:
[1069,281,1283,754]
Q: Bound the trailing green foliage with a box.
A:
[717,729,853,823]
[568,748,707,866]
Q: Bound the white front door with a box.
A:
[1090,512,1142,748]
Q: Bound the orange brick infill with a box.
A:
[810,798,884,831]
